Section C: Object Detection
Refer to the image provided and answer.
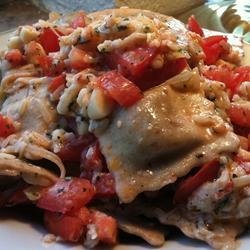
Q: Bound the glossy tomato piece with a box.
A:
[187,15,204,36]
[71,12,86,29]
[203,65,250,95]
[97,71,142,107]
[37,55,52,75]
[202,65,240,94]
[81,142,103,175]
[134,57,188,91]
[173,160,220,203]
[162,58,188,80]
[91,210,117,245]
[111,47,157,78]
[68,47,91,71]
[201,35,228,65]
[57,134,95,162]
[234,66,250,84]
[5,49,24,67]
[37,55,65,76]
[48,74,66,93]
[44,211,84,242]
[94,173,116,198]
[0,115,15,138]
[37,178,95,213]
[228,103,250,128]
[39,28,61,54]
[69,206,91,225]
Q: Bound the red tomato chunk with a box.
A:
[135,58,188,91]
[57,134,95,162]
[108,46,157,78]
[37,178,95,213]
[187,15,204,36]
[201,35,228,65]
[228,104,250,128]
[70,206,91,225]
[0,115,15,138]
[91,210,117,245]
[39,28,61,54]
[48,74,66,92]
[68,47,91,71]
[97,71,143,107]
[5,49,24,67]
[37,55,65,76]
[44,211,84,242]
[174,160,220,203]
[81,142,103,175]
[202,65,250,96]
[94,173,116,198]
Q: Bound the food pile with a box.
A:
[0,8,250,249]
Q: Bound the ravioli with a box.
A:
[98,71,239,203]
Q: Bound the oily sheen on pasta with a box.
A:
[0,7,250,250]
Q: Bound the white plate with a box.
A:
[0,25,250,250]
[0,209,249,250]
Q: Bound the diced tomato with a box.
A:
[5,49,24,67]
[37,55,65,76]
[97,71,142,107]
[107,47,157,78]
[94,173,116,198]
[233,124,250,137]
[202,64,242,95]
[68,47,91,71]
[91,210,117,245]
[71,12,86,29]
[48,74,66,93]
[44,211,84,242]
[203,36,228,47]
[69,206,91,225]
[228,103,250,128]
[37,178,95,213]
[37,55,52,75]
[201,35,228,65]
[57,134,95,162]
[135,58,188,91]
[161,58,188,80]
[187,15,204,36]
[173,159,220,203]
[234,66,250,84]
[81,142,103,175]
[0,115,15,138]
[39,28,61,54]
[202,65,233,89]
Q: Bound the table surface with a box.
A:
[0,0,48,32]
